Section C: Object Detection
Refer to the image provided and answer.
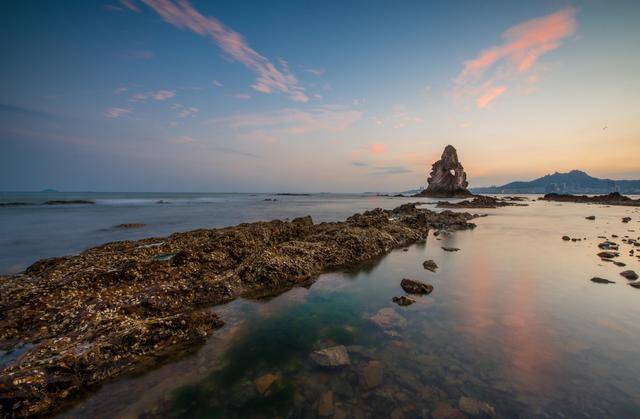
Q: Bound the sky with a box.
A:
[1,0,639,192]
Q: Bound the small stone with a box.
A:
[442,247,460,252]
[629,282,640,289]
[622,217,631,223]
[310,346,350,368]
[361,360,383,389]
[400,278,433,295]
[613,261,626,267]
[458,396,496,417]
[422,259,438,272]
[562,235,571,241]
[620,270,639,281]
[392,296,415,306]
[585,216,596,220]
[597,251,619,259]
[317,390,334,417]
[591,277,615,284]
[254,373,278,394]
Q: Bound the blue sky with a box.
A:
[1,0,639,192]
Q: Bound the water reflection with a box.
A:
[60,200,640,418]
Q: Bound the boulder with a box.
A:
[422,259,438,271]
[392,296,415,306]
[400,278,433,295]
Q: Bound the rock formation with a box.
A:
[416,145,472,197]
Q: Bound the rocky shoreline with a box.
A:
[0,203,478,417]
[540,192,640,206]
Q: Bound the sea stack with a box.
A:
[416,145,472,197]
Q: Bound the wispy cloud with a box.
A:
[212,79,223,88]
[169,135,197,144]
[305,68,325,76]
[454,7,577,108]
[126,0,308,102]
[153,90,175,101]
[168,134,260,158]
[234,93,252,100]
[212,106,362,138]
[104,107,132,118]
[369,166,412,175]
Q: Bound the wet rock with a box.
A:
[392,296,416,306]
[442,247,460,252]
[254,373,279,394]
[423,259,438,272]
[400,278,433,295]
[115,223,146,229]
[585,215,596,220]
[458,396,495,417]
[629,282,640,289]
[540,192,640,207]
[597,251,619,259]
[613,261,626,267]
[437,195,526,209]
[361,360,384,389]
[591,277,615,284]
[562,236,571,241]
[317,390,334,417]
[310,346,351,368]
[369,308,407,329]
[620,270,639,281]
[42,200,95,205]
[598,241,618,250]
[622,217,632,223]
[414,145,472,198]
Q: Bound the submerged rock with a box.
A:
[432,402,466,419]
[369,308,407,330]
[620,270,639,281]
[254,373,279,394]
[361,360,383,389]
[400,278,433,295]
[414,145,473,198]
[591,277,615,284]
[392,296,416,306]
[310,346,351,368]
[317,390,334,417]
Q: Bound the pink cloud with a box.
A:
[455,8,577,108]
[153,90,175,101]
[476,86,507,108]
[368,143,387,155]
[120,0,141,12]
[104,107,132,118]
[128,0,308,102]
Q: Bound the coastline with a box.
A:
[0,203,479,417]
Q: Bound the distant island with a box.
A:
[471,170,640,194]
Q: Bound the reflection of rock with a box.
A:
[369,308,407,329]
[310,346,350,368]
[400,278,433,295]
[254,373,278,394]
[415,145,473,198]
[459,396,496,417]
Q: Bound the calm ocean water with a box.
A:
[3,192,640,417]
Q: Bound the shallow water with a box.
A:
[54,198,640,418]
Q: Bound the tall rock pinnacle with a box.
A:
[417,145,472,197]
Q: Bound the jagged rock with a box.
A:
[415,145,473,197]
[310,346,351,368]
[400,278,433,295]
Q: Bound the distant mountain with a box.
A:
[471,170,640,194]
